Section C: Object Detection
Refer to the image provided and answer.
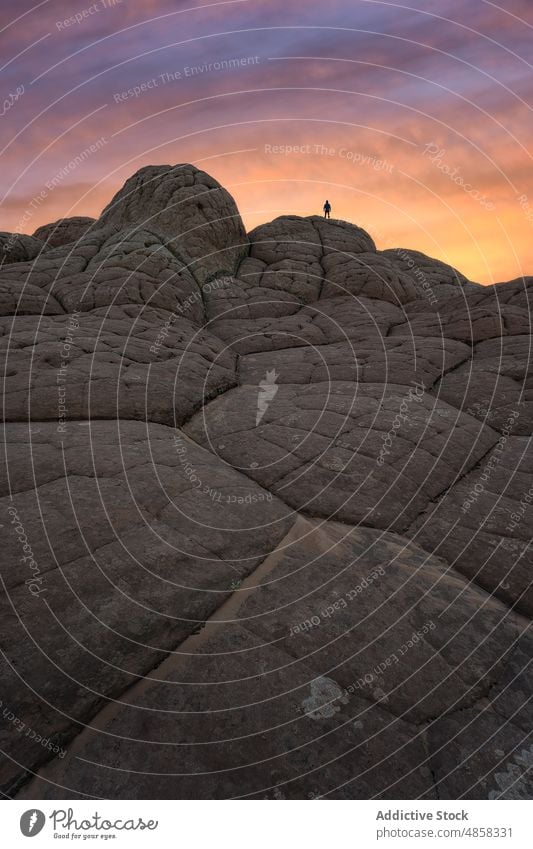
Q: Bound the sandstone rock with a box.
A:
[184,382,497,533]
[0,231,43,265]
[383,247,476,302]
[0,419,292,795]
[437,335,533,434]
[99,164,248,282]
[1,227,204,316]
[33,216,96,248]
[409,434,533,616]
[0,164,530,801]
[0,278,63,316]
[0,310,236,426]
[15,518,529,800]
[321,250,417,304]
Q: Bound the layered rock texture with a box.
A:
[33,216,96,249]
[1,164,531,800]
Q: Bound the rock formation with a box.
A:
[33,216,96,249]
[0,231,43,265]
[1,163,531,800]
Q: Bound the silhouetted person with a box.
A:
[323,200,331,218]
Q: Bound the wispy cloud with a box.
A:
[1,0,532,281]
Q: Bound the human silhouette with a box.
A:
[323,200,331,219]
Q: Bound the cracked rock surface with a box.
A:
[0,232,44,265]
[33,217,97,249]
[1,164,531,800]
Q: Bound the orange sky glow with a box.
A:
[2,0,532,284]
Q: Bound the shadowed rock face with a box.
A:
[0,231,43,265]
[33,216,96,249]
[1,164,532,801]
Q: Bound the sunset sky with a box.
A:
[1,0,532,282]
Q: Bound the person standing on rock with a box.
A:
[323,199,331,219]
